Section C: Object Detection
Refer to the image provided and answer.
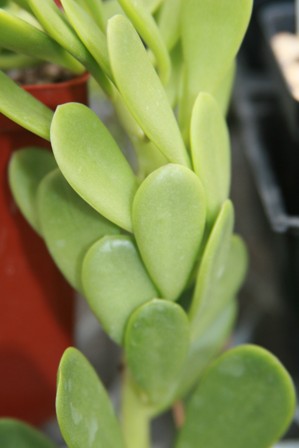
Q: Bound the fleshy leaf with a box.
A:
[190,92,230,225]
[157,0,182,51]
[213,61,236,115]
[0,70,53,139]
[125,299,189,405]
[50,103,138,231]
[179,0,253,137]
[176,345,296,448]
[76,0,105,32]
[107,15,190,167]
[56,348,125,448]
[0,419,57,448]
[133,164,206,301]
[8,147,57,234]
[37,169,120,290]
[82,235,158,344]
[189,200,234,337]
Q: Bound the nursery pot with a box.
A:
[0,72,89,426]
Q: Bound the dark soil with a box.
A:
[6,62,75,86]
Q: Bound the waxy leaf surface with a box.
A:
[125,299,189,405]
[82,235,158,344]
[57,348,125,448]
[108,15,189,167]
[176,345,296,448]
[50,103,137,231]
[0,419,56,448]
[133,164,206,301]
[8,147,56,234]
[37,169,119,290]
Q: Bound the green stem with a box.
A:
[121,368,151,448]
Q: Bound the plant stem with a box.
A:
[121,368,151,448]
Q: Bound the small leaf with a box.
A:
[107,15,190,167]
[8,147,57,234]
[157,0,182,51]
[50,103,138,231]
[0,419,57,448]
[189,200,234,337]
[82,235,158,344]
[176,345,296,448]
[0,70,53,139]
[57,348,125,448]
[37,169,120,290]
[191,92,230,225]
[125,299,189,405]
[133,164,206,301]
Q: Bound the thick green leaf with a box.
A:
[0,70,53,139]
[0,419,56,448]
[76,0,105,32]
[143,0,164,13]
[190,92,230,225]
[8,147,57,234]
[125,299,189,405]
[179,0,253,137]
[118,0,170,84]
[37,169,119,290]
[57,348,125,448]
[133,164,206,301]
[176,345,296,448]
[165,44,183,108]
[157,0,182,51]
[213,61,236,115]
[107,15,190,167]
[82,235,158,344]
[50,103,138,231]
[189,200,234,337]
[0,9,83,73]
[60,0,112,78]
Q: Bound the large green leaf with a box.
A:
[50,103,138,231]
[133,164,206,301]
[179,0,253,137]
[8,147,57,234]
[107,15,190,167]
[0,9,83,73]
[191,92,230,225]
[76,0,105,32]
[37,169,120,291]
[82,235,158,344]
[57,348,125,448]
[118,0,170,84]
[189,200,234,337]
[176,345,296,448]
[125,299,189,406]
[0,70,53,139]
[0,419,56,448]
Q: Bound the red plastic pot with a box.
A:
[0,72,89,426]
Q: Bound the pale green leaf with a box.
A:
[0,419,56,448]
[133,164,206,301]
[82,235,158,344]
[213,61,236,116]
[75,0,105,32]
[0,70,53,139]
[57,348,125,448]
[8,147,57,234]
[37,169,120,291]
[157,0,182,51]
[50,103,138,231]
[176,345,296,448]
[190,92,230,225]
[125,299,189,405]
[108,15,190,167]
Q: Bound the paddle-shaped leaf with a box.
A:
[118,0,170,84]
[0,70,53,139]
[0,9,83,73]
[37,169,119,290]
[50,103,138,231]
[213,62,236,115]
[176,345,296,448]
[0,419,57,448]
[191,93,230,225]
[133,164,206,301]
[76,0,105,32]
[189,200,234,337]
[157,0,182,51]
[82,235,158,344]
[57,348,125,448]
[125,299,189,405]
[8,148,57,234]
[107,15,190,167]
[179,0,253,136]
